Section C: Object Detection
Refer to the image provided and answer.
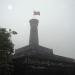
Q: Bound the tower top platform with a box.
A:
[29,19,39,25]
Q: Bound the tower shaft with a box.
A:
[29,19,39,47]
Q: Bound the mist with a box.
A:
[0,0,75,58]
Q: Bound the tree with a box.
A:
[0,28,17,55]
[0,28,17,75]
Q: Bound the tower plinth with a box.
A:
[29,19,39,47]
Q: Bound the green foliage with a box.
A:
[0,28,17,63]
[0,28,17,75]
[0,28,14,54]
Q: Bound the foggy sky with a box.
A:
[0,0,75,59]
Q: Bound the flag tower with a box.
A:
[29,11,40,47]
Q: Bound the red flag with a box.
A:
[33,11,40,15]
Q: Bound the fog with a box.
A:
[0,0,75,59]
